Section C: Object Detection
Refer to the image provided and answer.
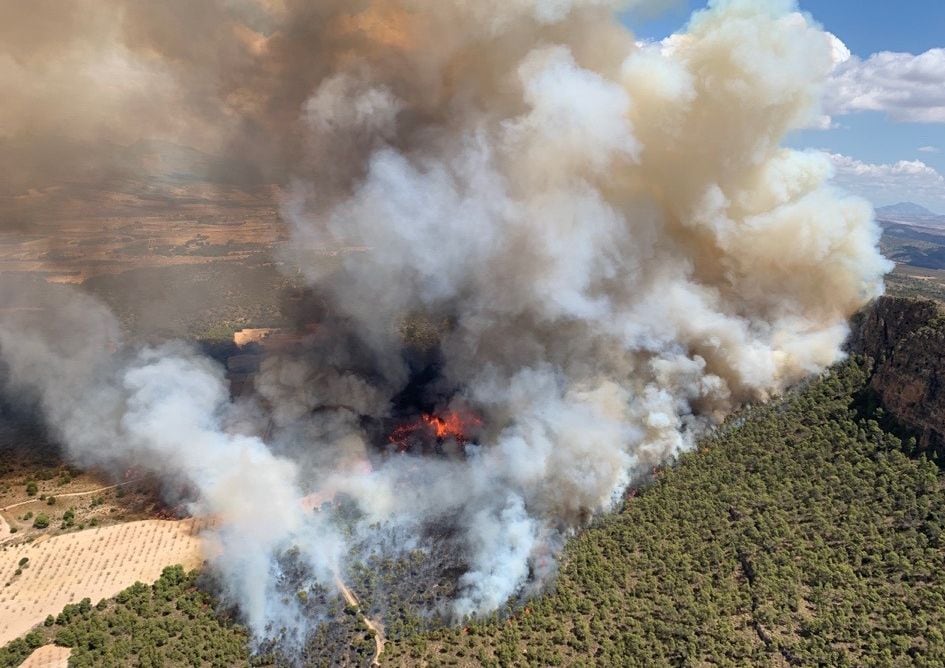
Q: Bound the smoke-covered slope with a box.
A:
[5,354,945,666]
[382,358,945,666]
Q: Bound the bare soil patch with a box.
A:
[18,644,70,668]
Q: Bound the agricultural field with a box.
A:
[0,469,161,547]
[0,518,206,646]
[885,265,945,304]
[0,566,248,668]
[879,220,945,304]
[0,418,210,661]
[0,244,347,346]
[0,210,283,286]
[17,643,69,668]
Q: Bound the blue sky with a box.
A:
[631,0,945,55]
[625,1,945,212]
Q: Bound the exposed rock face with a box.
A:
[849,296,945,455]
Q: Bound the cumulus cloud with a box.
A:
[919,146,940,154]
[825,47,945,123]
[825,152,945,211]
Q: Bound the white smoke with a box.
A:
[0,0,891,645]
[0,289,344,643]
[277,0,891,617]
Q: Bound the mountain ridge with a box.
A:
[876,202,940,218]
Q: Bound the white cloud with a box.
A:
[824,151,945,212]
[824,46,945,123]
[825,31,851,67]
[919,146,940,154]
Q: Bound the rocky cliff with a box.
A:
[849,296,945,456]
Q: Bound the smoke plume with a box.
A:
[0,0,891,644]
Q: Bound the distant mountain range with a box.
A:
[876,202,944,226]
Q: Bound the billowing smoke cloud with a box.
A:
[274,0,891,614]
[0,0,891,645]
[0,282,344,642]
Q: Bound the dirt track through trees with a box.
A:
[335,576,385,666]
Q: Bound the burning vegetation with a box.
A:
[387,409,483,453]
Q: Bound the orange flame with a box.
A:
[388,409,482,450]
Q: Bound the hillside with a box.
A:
[3,361,944,666]
[379,358,945,666]
[849,296,945,459]
[4,300,945,666]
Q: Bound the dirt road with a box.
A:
[335,576,385,667]
[0,479,144,514]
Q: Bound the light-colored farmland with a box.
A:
[18,644,70,668]
[0,519,207,645]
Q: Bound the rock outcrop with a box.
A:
[849,296,945,455]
